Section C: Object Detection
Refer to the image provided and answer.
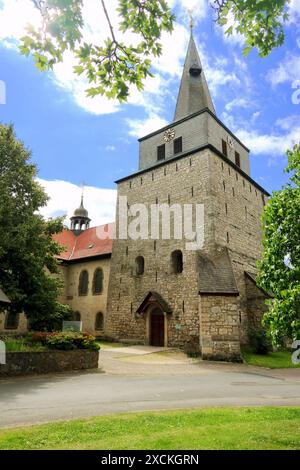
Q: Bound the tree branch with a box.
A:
[100,0,117,43]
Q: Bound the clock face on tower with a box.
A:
[163,128,176,143]
[227,135,234,149]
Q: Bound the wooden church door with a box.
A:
[150,308,165,347]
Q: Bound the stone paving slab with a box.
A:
[99,348,300,380]
[103,345,174,355]
[99,349,203,376]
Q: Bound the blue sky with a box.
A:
[0,0,299,225]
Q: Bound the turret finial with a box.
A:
[188,8,194,33]
[80,182,85,207]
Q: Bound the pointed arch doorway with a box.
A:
[136,292,172,347]
[150,307,165,347]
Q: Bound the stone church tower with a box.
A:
[106,32,270,361]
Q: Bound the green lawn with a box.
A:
[242,348,300,369]
[1,408,300,450]
[2,337,46,352]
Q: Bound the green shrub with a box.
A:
[248,326,272,355]
[46,332,100,351]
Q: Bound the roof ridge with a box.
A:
[69,232,79,260]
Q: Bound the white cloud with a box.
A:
[225,97,257,112]
[236,123,300,157]
[267,54,300,87]
[217,11,245,47]
[152,23,189,78]
[105,145,116,152]
[206,67,241,97]
[288,0,300,23]
[220,108,300,159]
[251,111,261,123]
[168,0,208,23]
[177,0,207,21]
[0,0,168,116]
[127,113,168,139]
[0,0,40,48]
[37,178,117,227]
[52,51,120,115]
[221,111,237,130]
[0,0,238,115]
[0,0,257,135]
[276,114,300,130]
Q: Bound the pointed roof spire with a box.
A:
[174,33,216,122]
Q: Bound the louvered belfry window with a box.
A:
[235,151,241,167]
[157,144,166,161]
[174,137,183,155]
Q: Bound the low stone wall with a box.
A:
[0,350,99,377]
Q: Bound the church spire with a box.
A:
[173,32,216,122]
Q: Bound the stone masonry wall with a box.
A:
[0,258,111,336]
[0,350,99,377]
[106,146,268,353]
[0,312,28,335]
[59,257,111,336]
[200,295,242,362]
[209,153,268,344]
[106,149,215,349]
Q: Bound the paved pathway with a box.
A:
[0,346,299,429]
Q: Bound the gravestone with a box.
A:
[62,321,82,333]
[0,340,6,365]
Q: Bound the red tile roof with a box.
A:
[53,224,114,262]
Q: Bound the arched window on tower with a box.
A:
[93,268,104,295]
[135,256,145,275]
[171,250,183,274]
[95,312,104,331]
[78,270,89,296]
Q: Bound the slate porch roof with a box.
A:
[136,292,173,314]
[53,223,114,262]
[0,287,11,304]
[245,271,273,298]
[198,248,239,296]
